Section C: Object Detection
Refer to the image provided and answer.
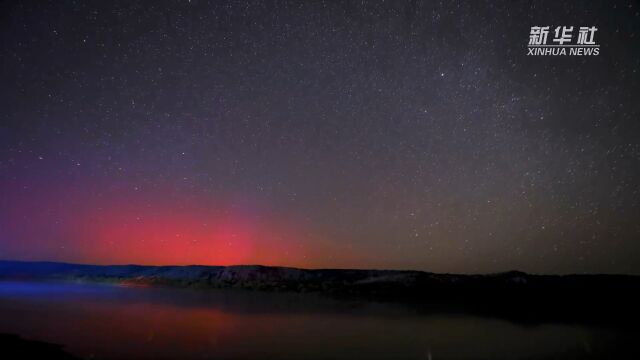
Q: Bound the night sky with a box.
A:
[1,1,639,274]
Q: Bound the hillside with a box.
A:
[1,260,638,326]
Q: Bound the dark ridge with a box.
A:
[1,260,639,327]
[0,334,79,360]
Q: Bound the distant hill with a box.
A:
[1,260,639,326]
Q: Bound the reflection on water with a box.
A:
[0,281,636,359]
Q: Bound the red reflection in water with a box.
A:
[0,283,610,360]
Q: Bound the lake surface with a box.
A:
[0,281,636,359]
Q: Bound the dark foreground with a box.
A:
[1,260,639,327]
[0,333,79,359]
[0,280,639,360]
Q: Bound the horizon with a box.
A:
[2,258,637,277]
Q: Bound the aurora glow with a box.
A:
[1,1,639,274]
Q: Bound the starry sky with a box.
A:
[1,1,639,274]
